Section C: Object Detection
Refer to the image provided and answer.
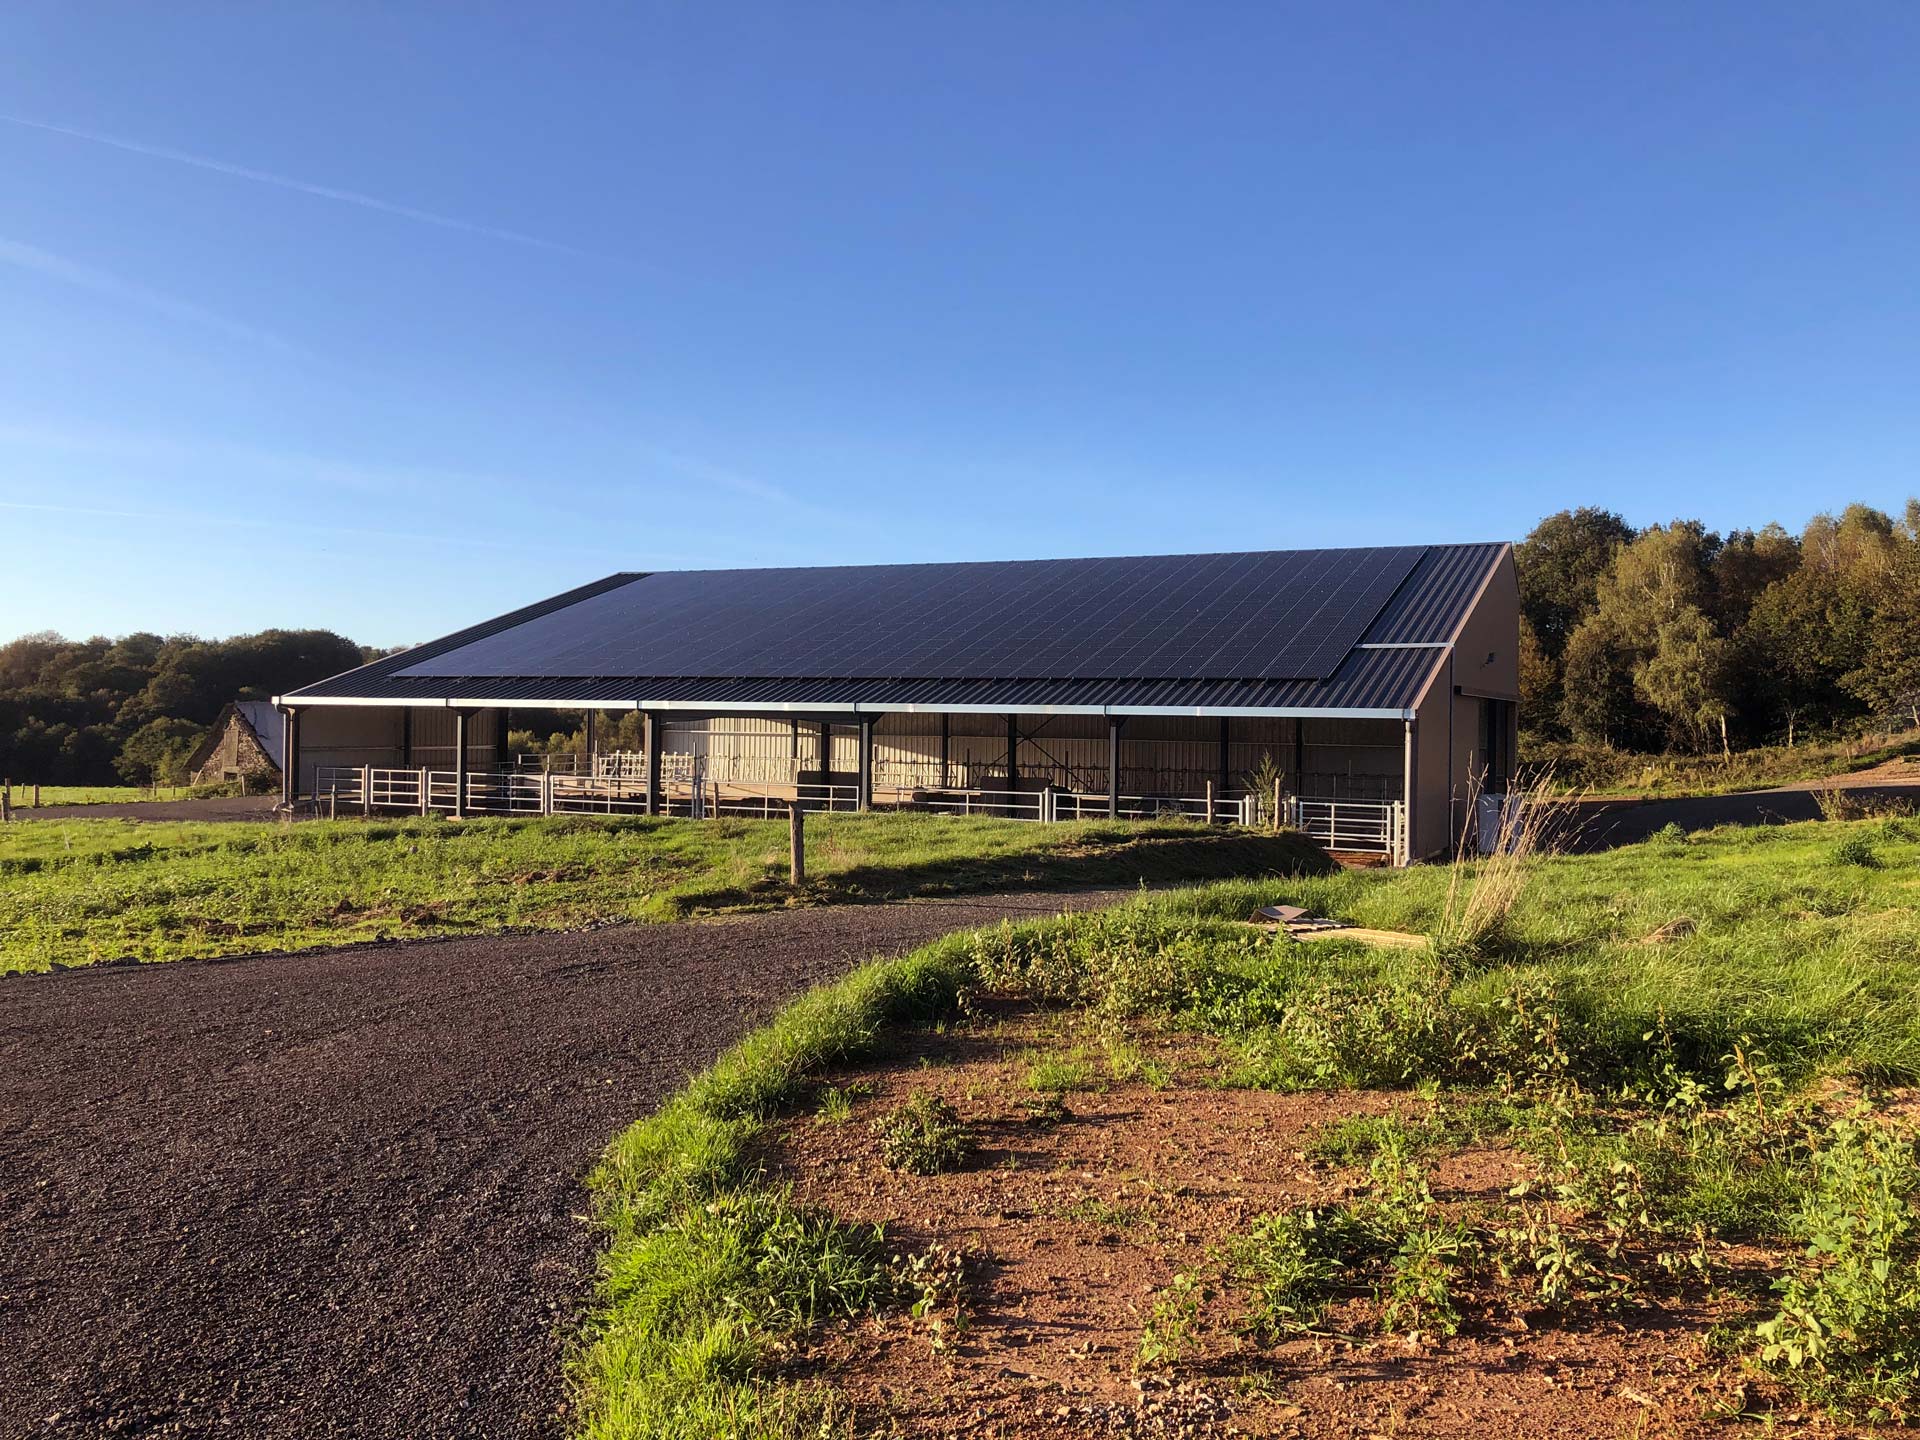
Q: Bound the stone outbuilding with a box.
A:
[187,700,285,790]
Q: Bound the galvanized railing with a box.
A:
[315,766,864,818]
[1050,789,1260,825]
[1288,797,1406,860]
[313,765,1406,861]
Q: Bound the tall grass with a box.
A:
[1433,769,1576,957]
[1151,812,1920,1080]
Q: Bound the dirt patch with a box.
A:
[0,889,1133,1440]
[762,1007,1772,1439]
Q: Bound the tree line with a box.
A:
[0,631,371,786]
[1517,499,1920,752]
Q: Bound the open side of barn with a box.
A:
[276,544,1518,863]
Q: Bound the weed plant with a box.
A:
[573,812,1920,1435]
[872,1092,974,1175]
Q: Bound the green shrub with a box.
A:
[1203,954,1575,1093]
[1225,1209,1347,1338]
[1380,1220,1473,1335]
[1832,834,1881,868]
[872,1092,974,1175]
[1136,1271,1207,1369]
[1494,1203,1611,1309]
[1755,1116,1920,1420]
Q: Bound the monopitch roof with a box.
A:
[282,543,1508,718]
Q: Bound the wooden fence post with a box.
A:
[1205,780,1215,825]
[1273,778,1282,832]
[789,802,806,885]
[419,767,430,817]
[33,784,41,808]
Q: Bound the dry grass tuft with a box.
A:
[1433,768,1577,956]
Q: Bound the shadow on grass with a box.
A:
[667,829,1333,916]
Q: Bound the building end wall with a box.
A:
[1410,547,1521,862]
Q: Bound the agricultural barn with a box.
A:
[186,700,284,789]
[275,544,1518,863]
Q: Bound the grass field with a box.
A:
[574,812,1920,1437]
[4,784,193,807]
[1531,730,1920,798]
[0,812,1325,974]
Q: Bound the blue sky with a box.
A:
[3,3,1917,648]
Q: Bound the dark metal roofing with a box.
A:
[1364,542,1507,645]
[284,543,1505,715]
[303,571,644,696]
[283,644,1444,714]
[395,547,1424,684]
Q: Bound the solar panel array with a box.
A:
[394,546,1427,683]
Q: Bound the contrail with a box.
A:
[1,113,591,258]
[0,236,294,350]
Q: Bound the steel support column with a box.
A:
[584,710,596,772]
[1004,714,1022,817]
[857,717,874,811]
[280,707,300,805]
[400,707,413,767]
[939,713,951,790]
[1218,716,1231,794]
[1107,716,1122,819]
[1401,718,1417,867]
[453,710,470,819]
[643,711,661,815]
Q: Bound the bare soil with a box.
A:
[766,1006,1806,1440]
[0,889,1130,1440]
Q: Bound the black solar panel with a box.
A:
[394,546,1426,683]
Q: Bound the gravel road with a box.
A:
[0,890,1128,1440]
[10,795,282,823]
[1566,756,1920,849]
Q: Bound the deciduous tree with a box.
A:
[1515,507,1636,661]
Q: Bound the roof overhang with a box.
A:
[273,692,1416,722]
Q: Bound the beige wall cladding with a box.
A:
[296,706,499,792]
